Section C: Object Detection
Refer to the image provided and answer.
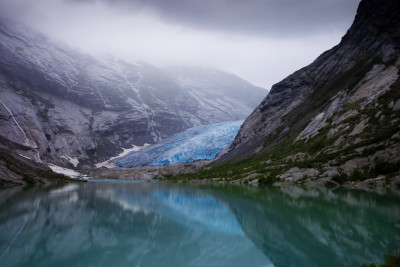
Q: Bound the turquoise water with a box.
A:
[0,182,399,267]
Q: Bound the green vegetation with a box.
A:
[169,68,400,185]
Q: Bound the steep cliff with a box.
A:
[176,0,400,186]
[226,0,400,158]
[0,19,266,170]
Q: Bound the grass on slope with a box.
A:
[169,71,400,184]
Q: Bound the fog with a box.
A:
[0,0,360,88]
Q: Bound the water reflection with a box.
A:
[0,182,398,267]
[210,185,400,267]
[0,182,269,267]
[100,187,244,235]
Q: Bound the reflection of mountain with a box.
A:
[0,182,269,267]
[0,182,398,267]
[216,186,400,267]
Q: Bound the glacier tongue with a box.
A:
[115,120,243,167]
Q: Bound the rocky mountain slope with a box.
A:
[0,139,72,187]
[0,19,266,171]
[175,0,400,187]
[166,66,265,116]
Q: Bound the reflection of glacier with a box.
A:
[0,183,270,267]
[3,182,398,267]
[115,120,243,167]
[109,189,244,235]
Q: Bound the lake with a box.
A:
[0,181,399,267]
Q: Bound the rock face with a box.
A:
[166,66,265,117]
[217,0,400,185]
[0,19,266,169]
[0,138,71,188]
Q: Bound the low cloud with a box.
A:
[66,0,360,37]
[0,0,360,88]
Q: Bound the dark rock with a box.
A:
[221,0,400,162]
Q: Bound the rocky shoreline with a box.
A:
[85,160,209,180]
[2,150,398,193]
[81,160,400,193]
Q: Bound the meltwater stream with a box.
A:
[0,182,399,267]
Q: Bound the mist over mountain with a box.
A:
[0,1,399,266]
[0,0,359,89]
[0,19,265,180]
[1,0,398,189]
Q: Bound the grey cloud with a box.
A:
[0,0,361,88]
[72,0,361,37]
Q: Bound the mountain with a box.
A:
[166,66,266,116]
[177,0,400,186]
[115,120,243,168]
[0,19,266,171]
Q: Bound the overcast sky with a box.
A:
[0,0,360,89]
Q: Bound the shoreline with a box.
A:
[80,161,400,193]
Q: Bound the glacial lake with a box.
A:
[0,181,399,267]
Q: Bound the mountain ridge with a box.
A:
[0,18,266,175]
[222,0,400,161]
[173,0,400,187]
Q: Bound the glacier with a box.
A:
[115,120,243,167]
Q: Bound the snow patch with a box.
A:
[48,164,88,180]
[18,154,31,160]
[61,156,79,167]
[95,143,151,168]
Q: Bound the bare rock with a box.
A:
[349,119,369,136]
[393,99,400,111]
[278,167,319,182]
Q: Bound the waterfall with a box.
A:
[0,98,41,162]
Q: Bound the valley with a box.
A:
[0,0,399,266]
[0,19,266,186]
[1,0,399,190]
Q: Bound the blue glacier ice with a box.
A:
[115,120,243,167]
